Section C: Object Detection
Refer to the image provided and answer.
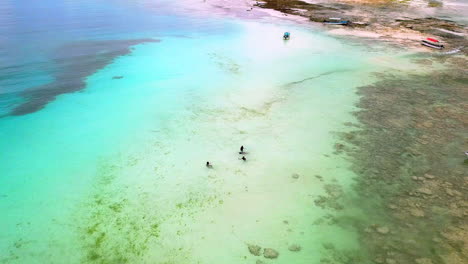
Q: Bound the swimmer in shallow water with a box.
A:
[241,156,246,161]
[239,145,245,154]
[206,161,212,168]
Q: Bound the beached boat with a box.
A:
[323,18,349,25]
[421,38,444,49]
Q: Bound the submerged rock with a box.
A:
[374,257,384,263]
[410,208,426,217]
[292,173,300,179]
[424,174,435,179]
[415,258,433,264]
[248,244,262,256]
[263,248,279,259]
[256,260,266,264]
[412,176,425,181]
[376,226,390,234]
[445,188,461,197]
[288,244,301,252]
[417,188,433,195]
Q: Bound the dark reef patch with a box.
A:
[331,60,468,263]
[9,39,159,116]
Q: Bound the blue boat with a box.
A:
[323,18,349,25]
[283,32,290,40]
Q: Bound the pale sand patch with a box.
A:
[326,26,430,52]
[327,28,384,38]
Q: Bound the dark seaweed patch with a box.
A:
[77,163,162,264]
[9,39,159,116]
[76,158,224,263]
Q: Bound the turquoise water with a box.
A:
[0,0,429,263]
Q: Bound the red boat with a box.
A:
[421,38,444,49]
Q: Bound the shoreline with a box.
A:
[206,0,467,55]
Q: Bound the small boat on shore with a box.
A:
[323,18,349,25]
[421,38,444,49]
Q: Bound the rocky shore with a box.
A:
[254,0,467,54]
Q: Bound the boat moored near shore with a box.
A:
[323,18,349,25]
[421,38,444,49]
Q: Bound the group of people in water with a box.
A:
[206,145,247,168]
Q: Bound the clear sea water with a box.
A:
[0,0,430,263]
